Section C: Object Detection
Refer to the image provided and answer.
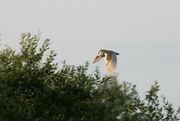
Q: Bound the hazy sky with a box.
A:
[1,0,180,109]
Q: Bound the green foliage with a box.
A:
[0,33,179,121]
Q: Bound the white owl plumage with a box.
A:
[93,49,119,73]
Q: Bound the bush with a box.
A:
[0,33,179,121]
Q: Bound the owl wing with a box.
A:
[93,56,104,64]
[105,53,117,73]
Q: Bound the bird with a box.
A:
[93,49,119,73]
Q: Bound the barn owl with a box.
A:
[93,49,119,73]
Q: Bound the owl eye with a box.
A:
[99,52,104,57]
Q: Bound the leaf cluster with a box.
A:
[0,33,179,121]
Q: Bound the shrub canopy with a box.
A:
[0,33,179,121]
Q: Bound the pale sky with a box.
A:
[0,0,180,109]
